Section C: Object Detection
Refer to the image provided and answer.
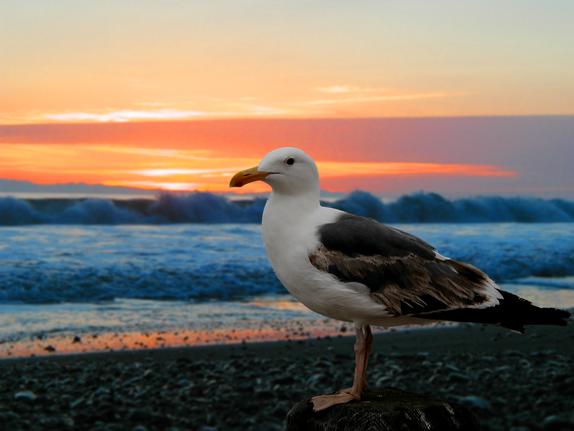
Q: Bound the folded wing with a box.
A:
[310,214,569,331]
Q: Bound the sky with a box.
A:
[1,1,573,196]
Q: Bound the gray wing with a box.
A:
[310,213,492,316]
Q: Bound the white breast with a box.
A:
[262,199,395,324]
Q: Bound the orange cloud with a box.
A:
[319,161,515,178]
[316,85,366,94]
[45,109,207,123]
[304,92,463,106]
[5,90,463,125]
[0,143,516,193]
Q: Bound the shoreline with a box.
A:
[2,321,573,366]
[2,297,572,361]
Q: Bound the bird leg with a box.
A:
[360,324,373,388]
[311,323,373,412]
[337,324,373,392]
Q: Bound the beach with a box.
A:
[1,323,573,431]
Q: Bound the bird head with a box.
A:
[229,147,319,196]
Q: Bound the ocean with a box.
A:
[1,192,573,357]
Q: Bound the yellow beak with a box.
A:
[229,166,270,188]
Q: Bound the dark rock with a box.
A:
[40,415,75,429]
[127,408,156,422]
[14,390,37,402]
[70,397,84,409]
[448,372,470,383]
[273,376,296,385]
[458,395,493,413]
[542,415,574,431]
[286,388,479,431]
[0,411,20,424]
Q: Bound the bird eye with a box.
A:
[285,157,295,166]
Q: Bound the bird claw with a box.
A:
[311,391,360,412]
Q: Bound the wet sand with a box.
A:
[1,323,573,431]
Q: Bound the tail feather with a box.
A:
[499,291,570,330]
[417,290,571,333]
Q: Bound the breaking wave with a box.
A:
[1,191,574,226]
[327,191,574,223]
[0,193,266,225]
[0,223,573,304]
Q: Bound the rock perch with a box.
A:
[286,388,480,431]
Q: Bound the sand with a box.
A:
[1,323,573,431]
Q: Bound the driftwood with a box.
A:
[286,388,479,431]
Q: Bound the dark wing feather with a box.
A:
[311,214,492,316]
[318,213,436,260]
[311,213,571,330]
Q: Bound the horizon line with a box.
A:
[3,178,573,201]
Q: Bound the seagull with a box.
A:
[229,147,570,412]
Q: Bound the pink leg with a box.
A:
[311,323,373,412]
[362,325,373,387]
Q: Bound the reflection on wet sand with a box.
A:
[1,319,352,358]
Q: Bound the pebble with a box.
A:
[70,397,84,408]
[14,390,37,401]
[0,411,20,423]
[40,415,75,429]
[448,372,470,382]
[458,395,493,413]
[542,415,574,431]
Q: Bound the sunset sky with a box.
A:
[1,1,573,196]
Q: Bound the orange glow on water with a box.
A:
[0,323,347,359]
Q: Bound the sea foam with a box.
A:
[0,223,573,304]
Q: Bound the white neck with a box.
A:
[262,186,320,242]
[268,186,320,215]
